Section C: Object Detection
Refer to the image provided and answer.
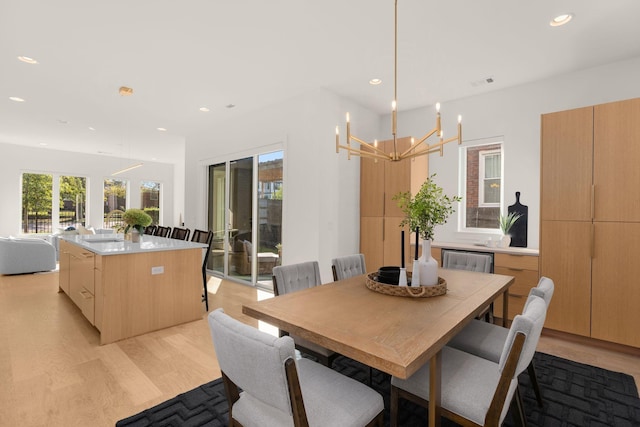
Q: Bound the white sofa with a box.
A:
[0,237,57,275]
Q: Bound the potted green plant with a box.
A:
[394,174,461,285]
[499,212,522,247]
[394,174,461,241]
[122,208,152,242]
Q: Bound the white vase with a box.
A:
[500,234,511,248]
[131,229,140,243]
[417,239,438,286]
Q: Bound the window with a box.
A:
[104,179,128,229]
[21,172,87,234]
[460,141,503,230]
[479,149,501,207]
[60,175,87,228]
[22,173,53,234]
[140,181,161,225]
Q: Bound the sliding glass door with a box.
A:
[207,151,282,288]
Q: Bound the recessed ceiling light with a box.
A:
[57,119,68,124]
[157,127,167,132]
[18,56,38,64]
[369,78,382,85]
[199,107,210,112]
[226,104,236,109]
[39,142,48,146]
[119,86,134,96]
[9,96,25,102]
[550,13,573,27]
[88,127,95,131]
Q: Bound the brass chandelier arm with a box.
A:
[350,135,388,157]
[398,128,440,158]
[338,145,392,161]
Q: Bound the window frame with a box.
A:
[458,139,504,233]
[478,149,502,208]
[20,171,88,235]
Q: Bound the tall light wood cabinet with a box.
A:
[541,97,640,348]
[360,138,424,271]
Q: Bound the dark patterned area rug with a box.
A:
[116,352,640,427]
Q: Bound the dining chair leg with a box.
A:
[202,270,209,311]
[510,386,527,427]
[528,361,544,407]
[390,385,400,427]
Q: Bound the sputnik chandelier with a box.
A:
[335,0,462,162]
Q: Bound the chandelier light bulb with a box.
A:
[458,115,462,123]
[346,112,350,122]
[392,100,397,111]
[436,102,441,112]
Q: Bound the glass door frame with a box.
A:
[204,143,283,287]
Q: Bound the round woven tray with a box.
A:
[365,272,447,298]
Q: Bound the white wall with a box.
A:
[0,142,176,237]
[185,88,379,283]
[391,56,640,249]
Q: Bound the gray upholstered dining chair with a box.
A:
[390,295,548,427]
[272,261,338,367]
[330,253,374,384]
[331,253,367,281]
[208,309,384,427]
[442,250,494,321]
[442,250,492,273]
[447,276,555,407]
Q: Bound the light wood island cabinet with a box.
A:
[59,235,206,344]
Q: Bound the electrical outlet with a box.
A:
[151,266,164,275]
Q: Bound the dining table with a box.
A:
[242,268,514,427]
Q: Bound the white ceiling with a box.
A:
[2,0,640,165]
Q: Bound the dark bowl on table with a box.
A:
[377,266,400,285]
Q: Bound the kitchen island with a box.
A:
[59,234,206,344]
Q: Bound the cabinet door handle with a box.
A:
[80,290,93,299]
[382,192,386,216]
[506,267,524,272]
[591,223,595,259]
[508,293,526,298]
[591,184,595,220]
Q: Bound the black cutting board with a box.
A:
[508,191,528,247]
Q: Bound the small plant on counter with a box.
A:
[499,212,522,236]
[123,208,152,234]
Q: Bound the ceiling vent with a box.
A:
[470,76,495,87]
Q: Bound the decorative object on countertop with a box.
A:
[395,174,461,286]
[499,211,523,248]
[508,191,528,247]
[123,209,152,243]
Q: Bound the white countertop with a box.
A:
[61,234,207,255]
[431,240,539,256]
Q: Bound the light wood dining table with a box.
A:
[242,268,514,427]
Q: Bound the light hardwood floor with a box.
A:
[0,271,638,426]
